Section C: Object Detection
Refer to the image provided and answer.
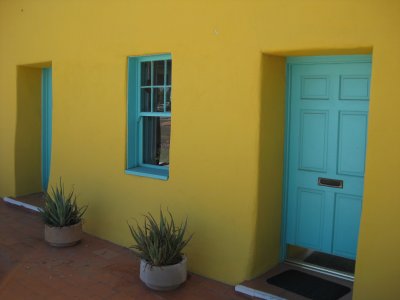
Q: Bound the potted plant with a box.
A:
[39,179,87,247]
[128,209,192,291]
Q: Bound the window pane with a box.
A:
[141,62,151,86]
[159,117,171,165]
[166,60,172,85]
[142,117,171,166]
[153,88,164,112]
[153,60,165,86]
[141,88,151,112]
[166,87,171,112]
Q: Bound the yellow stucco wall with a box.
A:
[250,55,286,277]
[1,1,400,298]
[14,66,42,195]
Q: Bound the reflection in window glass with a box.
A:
[153,61,165,86]
[141,88,151,112]
[166,60,172,85]
[166,87,171,112]
[141,62,151,86]
[142,117,170,166]
[153,88,164,112]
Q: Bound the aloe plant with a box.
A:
[39,179,87,227]
[128,209,192,266]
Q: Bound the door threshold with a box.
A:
[236,262,353,300]
[285,258,354,282]
[235,285,285,300]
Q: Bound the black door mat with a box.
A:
[267,270,351,300]
[304,252,355,274]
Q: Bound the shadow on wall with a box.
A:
[14,66,42,196]
[248,54,286,279]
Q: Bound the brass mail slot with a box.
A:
[318,177,343,188]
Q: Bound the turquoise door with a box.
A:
[285,56,371,260]
[41,68,52,191]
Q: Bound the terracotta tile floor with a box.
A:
[0,200,251,300]
[8,192,45,209]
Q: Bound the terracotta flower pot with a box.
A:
[140,256,187,291]
[44,221,83,247]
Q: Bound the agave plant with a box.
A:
[128,209,192,266]
[39,179,87,227]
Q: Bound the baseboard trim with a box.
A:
[2,197,40,212]
[234,284,286,300]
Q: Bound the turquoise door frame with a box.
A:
[281,55,372,261]
[41,68,52,191]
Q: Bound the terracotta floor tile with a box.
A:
[93,248,121,260]
[0,282,42,299]
[117,283,164,300]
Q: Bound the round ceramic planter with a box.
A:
[140,256,187,291]
[44,221,83,247]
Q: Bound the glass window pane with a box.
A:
[159,117,171,165]
[153,60,165,86]
[142,117,170,166]
[141,62,151,86]
[153,88,164,112]
[166,87,171,112]
[166,60,172,85]
[141,88,151,112]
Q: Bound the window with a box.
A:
[126,54,172,180]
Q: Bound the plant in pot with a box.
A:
[39,179,87,247]
[128,209,192,291]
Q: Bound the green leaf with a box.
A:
[40,178,87,227]
[127,208,193,266]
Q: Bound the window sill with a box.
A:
[125,167,169,181]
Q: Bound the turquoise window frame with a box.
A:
[126,54,171,180]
